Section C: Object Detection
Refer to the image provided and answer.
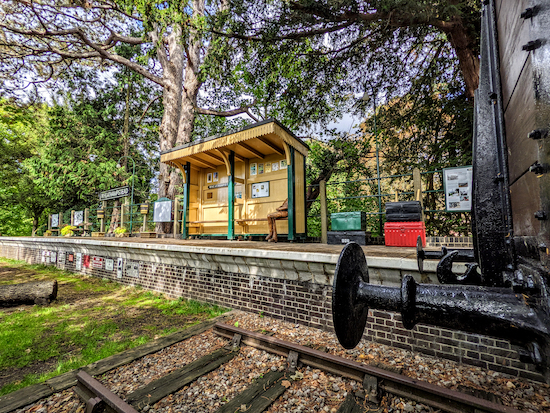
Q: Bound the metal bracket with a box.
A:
[86,397,105,413]
[287,350,299,373]
[528,129,549,140]
[522,39,542,52]
[231,333,242,349]
[521,6,539,19]
[437,251,481,285]
[362,374,380,404]
[529,161,546,175]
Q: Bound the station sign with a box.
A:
[99,186,130,201]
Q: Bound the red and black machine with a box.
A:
[332,0,550,381]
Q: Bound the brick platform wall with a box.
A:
[0,239,543,382]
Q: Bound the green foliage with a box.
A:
[0,258,229,396]
[60,225,77,237]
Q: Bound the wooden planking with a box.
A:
[126,348,237,409]
[497,0,531,108]
[510,172,541,236]
[0,384,52,413]
[504,58,537,182]
[215,370,286,413]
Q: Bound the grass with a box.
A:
[0,257,229,396]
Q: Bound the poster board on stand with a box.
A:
[443,166,473,212]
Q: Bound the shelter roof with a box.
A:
[160,119,308,171]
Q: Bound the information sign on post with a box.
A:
[153,198,173,222]
[74,210,84,226]
[98,186,130,201]
[51,214,59,228]
[443,166,473,212]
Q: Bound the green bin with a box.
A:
[331,212,366,231]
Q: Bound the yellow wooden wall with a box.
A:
[244,154,289,235]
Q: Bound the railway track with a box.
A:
[7,320,523,413]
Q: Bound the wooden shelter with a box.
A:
[160,119,309,240]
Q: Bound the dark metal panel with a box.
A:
[530,1,550,264]
[497,0,531,108]
[472,0,515,285]
[510,172,542,236]
[504,58,537,182]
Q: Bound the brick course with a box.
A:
[0,238,543,382]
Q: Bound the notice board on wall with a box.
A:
[443,166,473,212]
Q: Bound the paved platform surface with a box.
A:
[73,237,421,259]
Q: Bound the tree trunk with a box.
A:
[0,280,58,306]
[108,199,121,233]
[439,18,480,100]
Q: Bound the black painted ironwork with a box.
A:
[332,0,550,382]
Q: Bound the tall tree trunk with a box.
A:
[109,199,121,233]
[438,19,480,100]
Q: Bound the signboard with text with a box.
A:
[99,186,130,201]
[443,166,473,212]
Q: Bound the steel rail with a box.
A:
[213,322,522,413]
[75,371,138,413]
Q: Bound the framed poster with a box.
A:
[265,163,271,173]
[280,159,287,169]
[51,214,59,228]
[272,162,279,172]
[153,199,173,222]
[207,172,213,183]
[251,182,270,198]
[76,253,82,271]
[74,211,84,226]
[258,163,264,174]
[92,256,104,269]
[213,172,219,182]
[250,163,257,176]
[117,258,124,278]
[443,166,473,212]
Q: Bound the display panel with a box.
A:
[443,166,473,212]
[251,182,270,198]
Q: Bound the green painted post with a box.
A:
[228,151,235,240]
[182,162,190,239]
[287,147,295,241]
[303,157,307,240]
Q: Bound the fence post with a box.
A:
[413,168,425,222]
[100,201,106,233]
[142,204,148,232]
[48,214,52,231]
[120,198,127,228]
[84,208,90,231]
[70,210,75,226]
[320,180,328,244]
[59,212,63,228]
[173,197,180,237]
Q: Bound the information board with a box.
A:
[443,166,473,212]
[51,214,59,228]
[74,210,84,226]
[251,182,270,198]
[153,199,172,222]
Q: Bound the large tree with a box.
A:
[223,0,480,101]
[0,0,255,232]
